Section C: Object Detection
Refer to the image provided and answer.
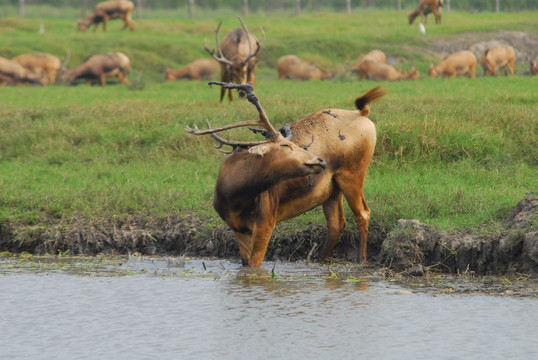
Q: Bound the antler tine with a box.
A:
[237,16,253,62]
[205,21,232,66]
[258,26,266,47]
[208,81,278,135]
[237,16,264,66]
[210,132,267,149]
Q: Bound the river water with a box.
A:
[1,256,537,360]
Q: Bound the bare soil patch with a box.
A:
[427,30,538,69]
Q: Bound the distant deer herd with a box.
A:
[2,0,536,267]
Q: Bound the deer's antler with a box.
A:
[237,16,265,67]
[204,21,233,66]
[185,82,279,150]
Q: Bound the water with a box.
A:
[1,257,537,360]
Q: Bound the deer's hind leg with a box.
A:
[337,174,371,263]
[319,192,346,261]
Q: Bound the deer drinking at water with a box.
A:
[186,82,385,267]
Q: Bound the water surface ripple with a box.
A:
[1,258,536,360]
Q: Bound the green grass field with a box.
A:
[0,11,536,236]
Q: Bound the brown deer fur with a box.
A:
[78,0,134,32]
[164,59,219,81]
[349,49,386,75]
[429,50,476,78]
[277,55,331,80]
[12,53,62,85]
[409,0,443,25]
[205,18,264,101]
[187,82,385,267]
[531,57,538,75]
[59,52,130,87]
[357,60,420,81]
[0,56,47,86]
[479,44,515,76]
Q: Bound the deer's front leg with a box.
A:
[234,231,253,267]
[248,222,276,267]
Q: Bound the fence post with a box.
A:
[189,0,195,19]
[495,0,499,12]
[295,0,300,16]
[243,0,249,17]
[19,0,24,17]
[137,0,142,18]
[80,0,87,19]
[397,0,401,12]
[346,0,351,13]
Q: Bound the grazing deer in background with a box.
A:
[205,17,265,101]
[0,56,48,86]
[276,55,332,80]
[350,49,386,76]
[78,0,135,32]
[164,58,219,81]
[186,82,385,267]
[12,52,67,85]
[357,59,420,81]
[479,44,515,76]
[58,52,130,87]
[409,0,443,25]
[531,57,538,75]
[429,50,477,78]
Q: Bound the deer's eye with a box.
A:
[280,143,292,150]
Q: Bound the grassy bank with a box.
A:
[0,12,536,239]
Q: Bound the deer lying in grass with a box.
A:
[78,0,134,32]
[357,60,420,81]
[429,50,477,78]
[349,49,386,76]
[0,56,48,86]
[479,44,515,76]
[205,17,265,101]
[59,52,130,87]
[12,52,67,85]
[276,55,331,80]
[409,0,443,25]
[186,82,385,267]
[164,59,219,81]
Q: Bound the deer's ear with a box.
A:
[248,145,269,157]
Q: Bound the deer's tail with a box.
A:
[355,86,387,117]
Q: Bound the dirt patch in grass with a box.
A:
[426,30,538,68]
[1,194,536,277]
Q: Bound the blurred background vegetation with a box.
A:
[1,0,538,19]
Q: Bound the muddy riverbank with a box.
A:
[1,194,536,277]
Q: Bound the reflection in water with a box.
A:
[0,258,537,360]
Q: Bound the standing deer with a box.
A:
[409,0,443,25]
[12,52,66,85]
[78,0,135,32]
[277,55,331,80]
[58,52,130,87]
[479,44,515,76]
[186,82,385,267]
[205,17,265,101]
[0,56,48,86]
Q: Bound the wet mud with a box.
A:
[1,194,536,277]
